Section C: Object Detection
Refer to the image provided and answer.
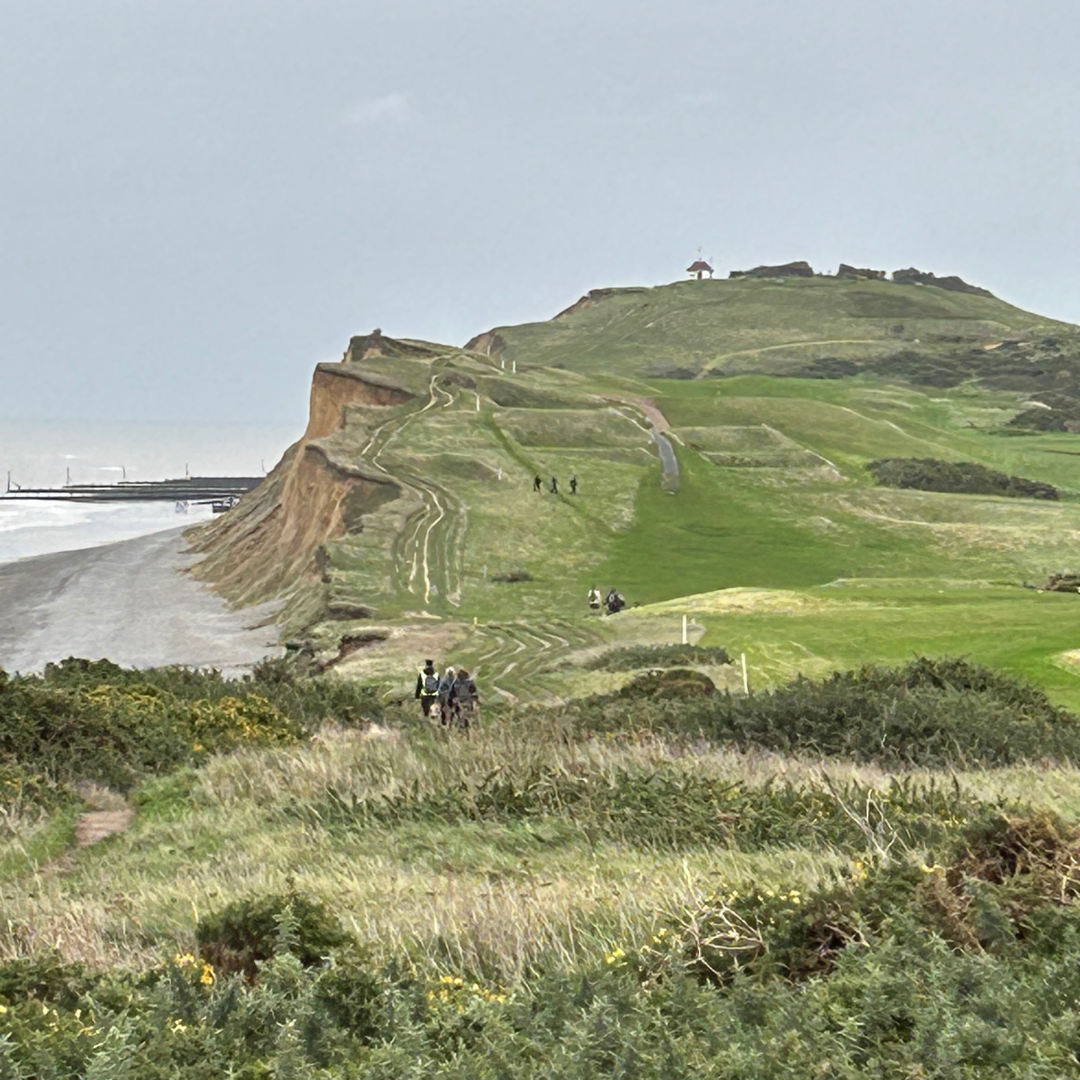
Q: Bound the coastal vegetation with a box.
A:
[2,653,1080,1074]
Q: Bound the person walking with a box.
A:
[533,474,543,493]
[448,668,480,729]
[415,659,441,718]
[437,665,456,725]
[570,475,578,495]
[550,476,558,494]
[587,585,603,612]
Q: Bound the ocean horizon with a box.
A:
[0,420,297,564]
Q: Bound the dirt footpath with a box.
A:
[0,527,283,674]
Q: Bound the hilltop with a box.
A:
[191,268,1080,707]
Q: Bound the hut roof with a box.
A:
[686,260,713,272]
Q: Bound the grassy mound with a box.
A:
[868,457,1059,500]
[586,644,732,671]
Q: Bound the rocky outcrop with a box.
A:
[837,264,886,280]
[891,268,995,298]
[729,261,814,279]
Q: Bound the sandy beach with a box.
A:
[0,527,282,675]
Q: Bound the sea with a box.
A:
[0,421,299,565]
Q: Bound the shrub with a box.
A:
[196,890,351,979]
[551,657,1080,767]
[0,658,380,791]
[616,668,716,699]
[868,457,1059,500]
[491,569,533,583]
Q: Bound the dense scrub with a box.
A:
[554,657,1080,766]
[0,657,382,794]
[9,810,1080,1076]
[868,457,1059,500]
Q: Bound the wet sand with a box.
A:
[0,527,282,674]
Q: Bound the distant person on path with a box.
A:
[550,476,558,494]
[437,665,456,725]
[533,474,543,493]
[605,589,626,616]
[588,585,603,612]
[570,475,578,495]
[415,659,441,718]
[448,668,480,728]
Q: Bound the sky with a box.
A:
[2,0,1079,426]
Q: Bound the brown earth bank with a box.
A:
[191,348,418,625]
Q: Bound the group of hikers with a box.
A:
[415,659,479,728]
[533,474,578,495]
[588,585,627,615]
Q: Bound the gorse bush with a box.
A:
[0,656,382,794]
[196,890,351,979]
[551,657,1080,766]
[615,667,716,699]
[868,457,1059,500]
[11,827,1080,1077]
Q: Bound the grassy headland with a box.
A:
[8,270,1080,1072]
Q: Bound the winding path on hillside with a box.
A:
[605,395,680,489]
[361,371,469,608]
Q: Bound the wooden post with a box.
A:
[741,653,749,695]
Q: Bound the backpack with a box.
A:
[423,671,440,694]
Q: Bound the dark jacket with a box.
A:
[449,676,478,706]
[416,667,440,698]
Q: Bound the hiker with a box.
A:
[415,659,440,718]
[570,475,578,495]
[550,476,558,494]
[605,589,626,616]
[448,668,480,729]
[533,474,543,493]
[587,585,603,612]
[437,665,456,725]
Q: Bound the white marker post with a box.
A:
[741,653,749,695]
[682,614,688,645]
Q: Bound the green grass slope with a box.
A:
[474,274,1075,379]
[194,274,1080,709]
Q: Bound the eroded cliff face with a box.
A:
[304,366,415,440]
[190,359,417,625]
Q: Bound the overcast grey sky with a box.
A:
[2,0,1078,425]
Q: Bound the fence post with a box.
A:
[682,614,688,645]
[741,653,749,695]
